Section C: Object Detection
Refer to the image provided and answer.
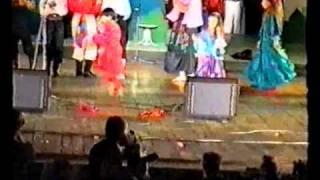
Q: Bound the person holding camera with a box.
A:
[89,116,130,180]
[89,116,158,180]
[39,0,68,77]
[123,130,159,180]
[202,152,223,180]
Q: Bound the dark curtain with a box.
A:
[306,0,320,179]
[243,0,263,35]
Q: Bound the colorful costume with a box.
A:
[202,0,224,27]
[128,0,168,46]
[194,30,227,78]
[167,0,203,79]
[68,0,102,76]
[167,0,203,29]
[102,0,131,59]
[93,20,124,94]
[244,14,296,90]
[203,0,224,16]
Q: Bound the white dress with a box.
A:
[102,0,132,20]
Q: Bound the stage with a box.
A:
[18,59,306,172]
[16,34,306,172]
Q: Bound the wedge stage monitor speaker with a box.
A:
[13,69,50,112]
[185,77,240,120]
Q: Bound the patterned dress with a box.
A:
[69,0,101,61]
[244,14,296,90]
[93,20,123,78]
[167,0,203,29]
[193,30,227,78]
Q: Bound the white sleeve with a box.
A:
[39,0,46,16]
[122,0,132,20]
[215,38,227,55]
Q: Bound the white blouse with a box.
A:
[167,0,203,29]
[102,0,132,20]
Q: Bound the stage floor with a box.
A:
[20,58,307,172]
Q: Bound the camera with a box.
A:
[123,130,159,180]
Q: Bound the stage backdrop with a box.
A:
[284,0,306,21]
[283,0,306,43]
[127,0,169,52]
[23,0,306,44]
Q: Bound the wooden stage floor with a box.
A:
[20,59,307,172]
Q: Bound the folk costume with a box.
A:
[68,0,102,77]
[102,0,131,60]
[194,30,227,78]
[166,0,203,80]
[93,17,125,96]
[244,1,296,90]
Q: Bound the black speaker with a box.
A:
[13,69,50,112]
[185,77,240,120]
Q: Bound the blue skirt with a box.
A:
[244,44,296,90]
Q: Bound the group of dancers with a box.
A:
[11,0,296,94]
[168,0,296,91]
[12,0,131,80]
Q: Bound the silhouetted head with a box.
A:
[10,109,24,137]
[261,155,278,179]
[52,159,72,180]
[202,152,221,177]
[293,160,307,177]
[105,116,126,141]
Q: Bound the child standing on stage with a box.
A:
[93,8,125,96]
[244,0,296,91]
[193,13,227,78]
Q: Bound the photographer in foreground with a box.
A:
[123,130,159,180]
[89,116,158,180]
[89,116,128,180]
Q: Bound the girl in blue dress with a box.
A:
[193,13,227,78]
[244,0,296,90]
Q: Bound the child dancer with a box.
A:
[244,0,296,91]
[93,8,125,96]
[193,12,227,78]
